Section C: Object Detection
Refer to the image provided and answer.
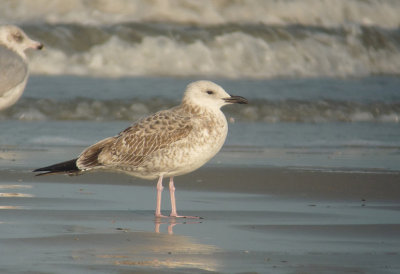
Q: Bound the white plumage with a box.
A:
[35,80,248,218]
[0,25,43,111]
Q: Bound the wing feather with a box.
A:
[0,46,28,96]
[78,109,193,170]
[106,110,192,167]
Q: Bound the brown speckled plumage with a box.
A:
[34,80,247,218]
[76,103,227,179]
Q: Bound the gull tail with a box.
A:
[33,158,80,176]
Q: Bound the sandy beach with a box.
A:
[2,1,400,272]
[1,76,399,273]
[0,165,399,273]
[1,76,400,273]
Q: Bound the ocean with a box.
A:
[1,0,400,172]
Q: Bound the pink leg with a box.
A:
[169,177,200,219]
[155,175,167,218]
[169,177,179,217]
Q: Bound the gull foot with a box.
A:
[169,214,203,219]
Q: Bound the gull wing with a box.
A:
[77,109,193,170]
[0,46,28,97]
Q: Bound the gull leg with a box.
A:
[169,177,178,217]
[155,175,167,218]
[169,177,200,219]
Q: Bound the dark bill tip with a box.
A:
[37,43,44,50]
[223,95,248,104]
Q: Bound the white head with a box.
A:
[182,80,248,110]
[0,25,43,58]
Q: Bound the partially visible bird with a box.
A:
[0,25,43,111]
[34,80,248,218]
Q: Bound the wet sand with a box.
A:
[0,167,399,273]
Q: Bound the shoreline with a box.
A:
[2,166,399,201]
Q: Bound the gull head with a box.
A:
[182,80,248,110]
[0,25,43,58]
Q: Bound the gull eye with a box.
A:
[12,32,24,43]
[206,90,214,95]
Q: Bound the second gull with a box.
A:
[0,25,43,111]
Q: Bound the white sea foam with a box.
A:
[28,31,400,79]
[2,95,399,124]
[2,0,400,28]
[2,0,400,79]
[1,0,398,79]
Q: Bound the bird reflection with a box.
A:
[95,230,218,271]
[9,229,220,272]
[154,217,202,234]
[0,183,218,272]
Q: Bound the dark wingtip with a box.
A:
[34,171,56,177]
[33,166,49,172]
[33,158,79,176]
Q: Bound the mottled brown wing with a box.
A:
[77,137,116,170]
[98,109,193,167]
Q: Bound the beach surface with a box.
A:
[1,162,399,273]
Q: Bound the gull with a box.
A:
[34,81,248,218]
[0,25,43,111]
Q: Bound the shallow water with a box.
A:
[1,76,400,171]
[2,75,400,123]
[1,120,400,172]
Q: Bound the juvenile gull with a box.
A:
[34,81,248,218]
[0,25,43,111]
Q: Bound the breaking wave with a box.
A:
[1,97,399,123]
[3,0,400,28]
[1,0,400,79]
[21,23,400,79]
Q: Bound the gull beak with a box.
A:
[223,95,248,104]
[29,41,44,50]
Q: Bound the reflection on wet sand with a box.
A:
[5,230,219,272]
[0,184,33,198]
[0,193,34,197]
[0,184,33,212]
[0,206,24,209]
[0,184,32,189]
[1,169,397,273]
[93,231,218,271]
[0,179,219,272]
[154,218,202,235]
